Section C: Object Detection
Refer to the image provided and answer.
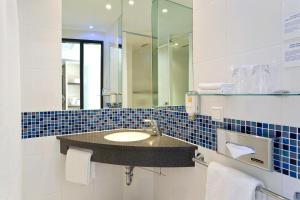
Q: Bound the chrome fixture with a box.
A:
[193,152,291,200]
[125,166,165,186]
[125,166,134,186]
[217,128,273,171]
[143,119,161,136]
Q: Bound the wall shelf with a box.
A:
[187,91,300,97]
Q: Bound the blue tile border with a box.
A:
[21,107,300,180]
[22,108,153,139]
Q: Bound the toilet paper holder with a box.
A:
[217,128,273,171]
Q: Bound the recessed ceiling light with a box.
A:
[89,25,94,29]
[128,0,135,5]
[105,3,112,10]
[174,43,179,46]
[162,8,168,13]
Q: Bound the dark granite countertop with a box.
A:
[57,129,197,167]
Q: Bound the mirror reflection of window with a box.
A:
[61,39,103,110]
[62,42,81,110]
[83,43,102,110]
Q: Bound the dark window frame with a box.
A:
[62,38,104,109]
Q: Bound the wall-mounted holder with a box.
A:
[217,128,273,171]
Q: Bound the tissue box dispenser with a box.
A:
[217,128,273,171]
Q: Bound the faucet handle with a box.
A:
[143,119,161,136]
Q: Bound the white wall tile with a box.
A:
[19,24,61,71]
[18,0,62,112]
[21,68,62,111]
[0,0,22,198]
[227,0,282,54]
[281,96,300,126]
[123,168,154,200]
[22,153,63,200]
[154,166,206,200]
[193,57,230,88]
[22,137,124,200]
[17,0,61,30]
[154,146,288,200]
[282,175,300,199]
[193,0,228,62]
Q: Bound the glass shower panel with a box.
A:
[124,32,153,108]
[152,0,192,106]
[169,34,190,105]
[83,43,102,109]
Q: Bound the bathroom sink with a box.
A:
[57,129,197,167]
[104,131,150,142]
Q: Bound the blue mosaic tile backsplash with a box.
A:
[22,107,300,180]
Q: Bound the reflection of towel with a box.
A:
[205,162,266,200]
[65,148,93,185]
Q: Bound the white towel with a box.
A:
[198,83,233,90]
[65,147,93,185]
[197,89,222,94]
[205,162,266,200]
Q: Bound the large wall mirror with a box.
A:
[57,0,193,111]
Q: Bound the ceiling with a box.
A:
[170,0,193,8]
[62,0,122,33]
[62,0,193,33]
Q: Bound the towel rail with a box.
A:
[192,156,290,200]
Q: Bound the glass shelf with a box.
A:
[187,91,300,96]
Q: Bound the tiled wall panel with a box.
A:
[22,107,300,180]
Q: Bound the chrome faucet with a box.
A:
[143,119,161,136]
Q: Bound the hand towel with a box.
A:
[226,143,255,159]
[65,147,93,185]
[205,162,266,200]
[198,83,233,90]
[197,89,222,94]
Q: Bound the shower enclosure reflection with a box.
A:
[123,32,153,108]
[152,0,193,107]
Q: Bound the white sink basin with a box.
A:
[104,131,150,142]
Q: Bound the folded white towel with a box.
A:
[198,83,233,90]
[197,88,233,94]
[197,89,222,94]
[205,162,266,200]
[65,147,93,185]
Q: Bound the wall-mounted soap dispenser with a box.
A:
[185,94,200,120]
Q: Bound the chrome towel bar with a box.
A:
[193,156,290,200]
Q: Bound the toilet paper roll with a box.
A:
[65,147,93,185]
[226,143,255,159]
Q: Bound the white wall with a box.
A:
[155,0,300,200]
[0,0,22,199]
[192,0,300,126]
[17,1,124,199]
[123,168,154,200]
[18,0,62,112]
[22,137,124,200]
[154,146,300,200]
